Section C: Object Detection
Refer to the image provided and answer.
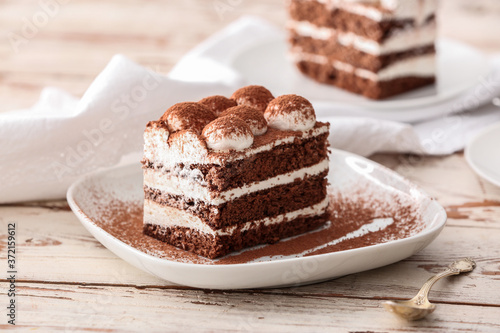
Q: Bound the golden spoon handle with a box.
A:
[413,270,458,305]
[413,258,476,305]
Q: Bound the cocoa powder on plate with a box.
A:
[91,191,425,265]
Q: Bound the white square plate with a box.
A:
[67,149,447,289]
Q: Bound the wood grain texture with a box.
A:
[1,0,500,331]
[1,202,499,304]
[1,283,500,332]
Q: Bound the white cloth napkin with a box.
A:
[1,16,499,203]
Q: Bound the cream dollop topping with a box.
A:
[231,85,275,113]
[202,115,254,151]
[198,95,237,116]
[162,102,216,134]
[220,105,268,136]
[264,95,316,131]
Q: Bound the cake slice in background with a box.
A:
[142,86,330,259]
[288,0,438,99]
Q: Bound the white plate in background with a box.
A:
[465,121,500,188]
[231,38,490,122]
[67,149,447,290]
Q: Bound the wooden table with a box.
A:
[1,1,500,331]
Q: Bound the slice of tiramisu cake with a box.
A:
[288,0,438,99]
[142,86,330,259]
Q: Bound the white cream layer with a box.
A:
[288,20,436,55]
[143,197,329,236]
[144,158,329,205]
[291,51,436,81]
[310,0,437,25]
[144,124,329,169]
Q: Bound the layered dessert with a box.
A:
[142,86,330,259]
[288,0,438,99]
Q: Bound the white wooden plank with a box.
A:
[2,282,499,332]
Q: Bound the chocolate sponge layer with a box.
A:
[289,0,435,42]
[144,213,328,259]
[145,170,328,229]
[294,60,435,99]
[290,32,435,73]
[143,131,329,192]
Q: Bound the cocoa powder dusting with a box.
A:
[231,85,275,113]
[198,95,237,116]
[93,200,211,264]
[90,190,425,266]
